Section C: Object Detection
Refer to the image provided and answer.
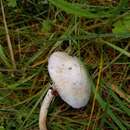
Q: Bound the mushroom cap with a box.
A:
[48,52,91,108]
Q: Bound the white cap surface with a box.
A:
[48,52,91,108]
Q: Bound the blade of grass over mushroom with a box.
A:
[0,44,11,68]
[49,0,112,18]
[100,40,130,57]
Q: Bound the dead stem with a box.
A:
[1,0,16,69]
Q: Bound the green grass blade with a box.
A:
[101,40,130,57]
[112,0,128,16]
[0,44,11,68]
[8,66,43,89]
[19,87,48,130]
[8,73,38,89]
[0,126,5,130]
[110,90,130,116]
[91,82,126,130]
[49,0,112,18]
[26,50,44,66]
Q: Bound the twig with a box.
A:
[1,0,16,69]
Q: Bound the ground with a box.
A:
[0,0,130,130]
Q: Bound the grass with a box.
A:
[0,0,130,130]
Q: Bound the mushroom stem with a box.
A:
[39,89,54,130]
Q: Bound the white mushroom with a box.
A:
[39,51,91,130]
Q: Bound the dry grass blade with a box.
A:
[86,52,103,130]
[1,0,16,69]
[111,84,130,103]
